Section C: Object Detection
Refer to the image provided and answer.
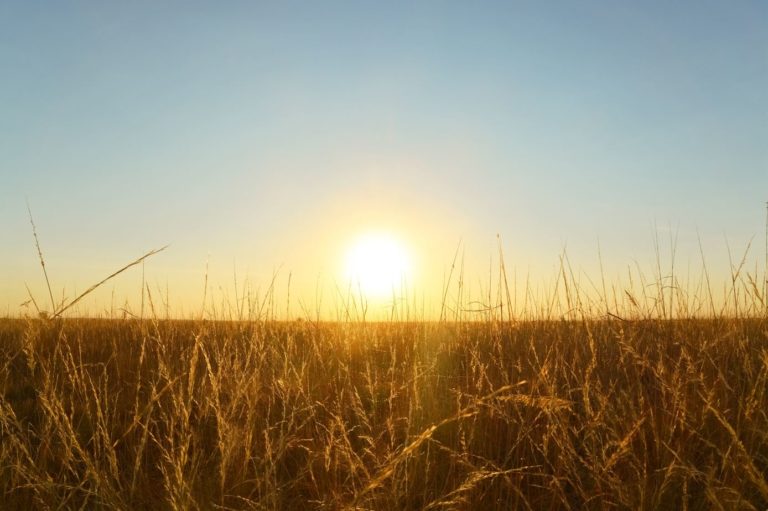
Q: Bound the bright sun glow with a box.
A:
[344,233,412,299]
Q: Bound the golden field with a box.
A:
[0,313,766,510]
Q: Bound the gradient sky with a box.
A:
[1,1,766,317]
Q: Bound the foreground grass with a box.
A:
[0,317,766,509]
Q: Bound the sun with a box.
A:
[344,232,412,299]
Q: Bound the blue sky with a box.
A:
[1,1,766,316]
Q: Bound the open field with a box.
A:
[1,316,766,510]
[4,1,765,509]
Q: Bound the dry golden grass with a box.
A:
[0,312,766,510]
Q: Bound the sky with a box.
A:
[1,1,766,318]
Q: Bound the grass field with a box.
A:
[1,312,766,510]
[4,2,765,508]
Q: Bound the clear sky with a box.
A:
[1,1,766,318]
